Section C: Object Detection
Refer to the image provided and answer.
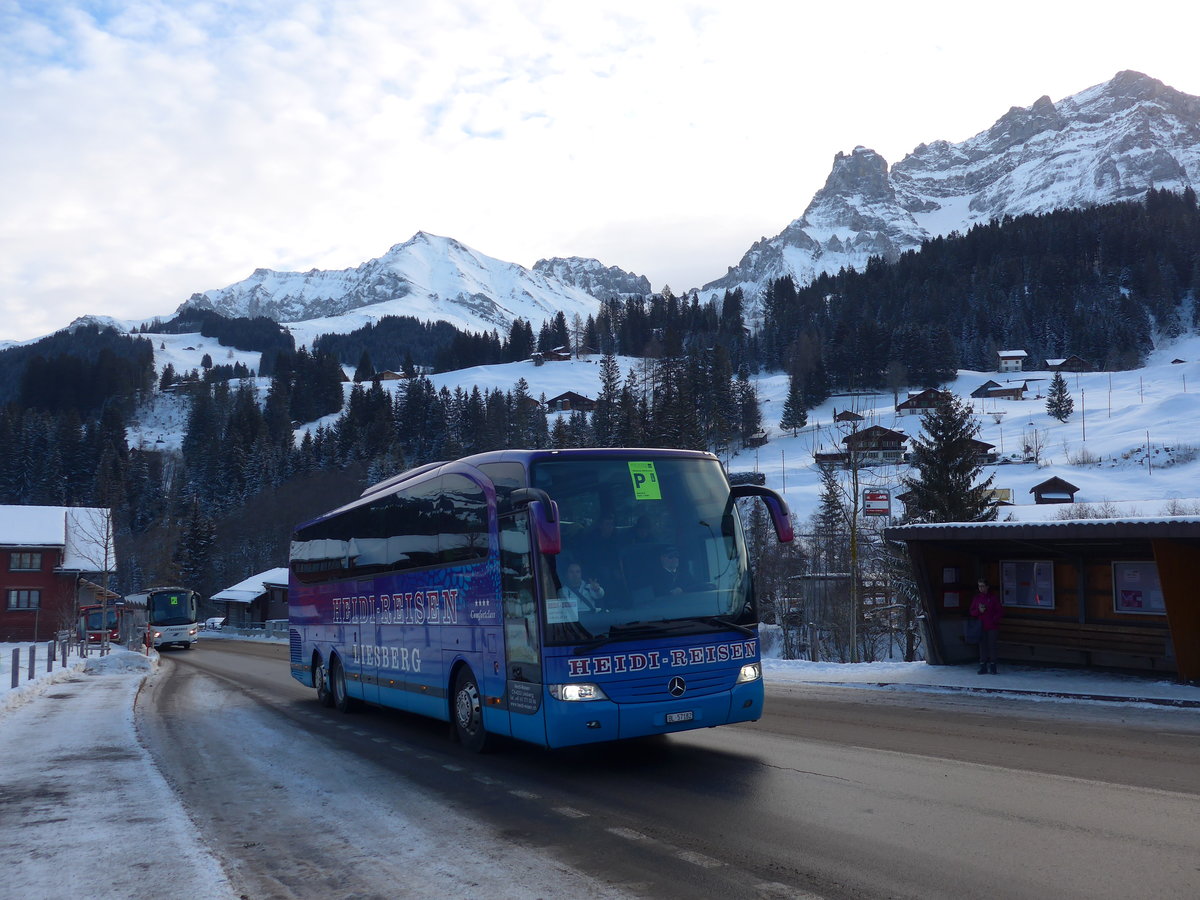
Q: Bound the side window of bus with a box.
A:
[439,473,488,564]
[499,512,539,671]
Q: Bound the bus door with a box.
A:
[499,511,545,745]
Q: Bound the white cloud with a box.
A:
[1,0,1198,340]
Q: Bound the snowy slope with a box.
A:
[705,71,1200,299]
[126,332,1200,529]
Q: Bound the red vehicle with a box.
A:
[78,596,148,647]
[78,604,120,646]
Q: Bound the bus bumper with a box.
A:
[543,680,763,748]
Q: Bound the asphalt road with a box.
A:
[138,641,1200,900]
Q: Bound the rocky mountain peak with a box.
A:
[531,257,651,298]
[703,71,1200,303]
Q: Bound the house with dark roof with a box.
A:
[895,389,948,416]
[1030,476,1080,504]
[1045,355,1093,373]
[545,391,596,412]
[841,425,907,465]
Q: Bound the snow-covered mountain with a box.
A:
[177,232,619,336]
[704,70,1200,297]
[531,257,651,297]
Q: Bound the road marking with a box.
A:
[554,806,589,818]
[607,826,650,841]
[509,789,540,800]
[472,774,498,785]
[442,763,464,772]
[677,849,722,868]
[755,882,827,899]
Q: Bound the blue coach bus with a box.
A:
[288,448,792,750]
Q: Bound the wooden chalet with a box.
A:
[842,425,907,465]
[832,408,864,423]
[969,380,1001,399]
[984,382,1027,401]
[895,389,948,416]
[1030,476,1080,504]
[545,391,596,413]
[1045,355,1093,373]
[969,438,997,464]
[885,518,1200,681]
[532,348,572,365]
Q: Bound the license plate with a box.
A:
[666,710,693,724]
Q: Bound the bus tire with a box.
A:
[314,655,334,708]
[331,657,358,713]
[453,666,490,753]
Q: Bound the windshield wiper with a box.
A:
[684,616,755,636]
[571,621,672,654]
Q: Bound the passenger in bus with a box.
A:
[559,560,605,611]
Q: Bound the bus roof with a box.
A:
[299,447,721,532]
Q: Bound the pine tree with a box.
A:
[902,394,997,523]
[1046,371,1074,422]
[779,370,807,436]
[353,350,375,383]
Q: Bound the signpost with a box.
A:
[863,489,891,517]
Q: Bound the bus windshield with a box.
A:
[532,456,752,644]
[83,608,118,630]
[148,591,193,626]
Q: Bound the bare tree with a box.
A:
[64,508,118,652]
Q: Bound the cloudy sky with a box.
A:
[2,0,1197,343]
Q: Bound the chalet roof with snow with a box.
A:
[211,567,290,604]
[0,505,115,572]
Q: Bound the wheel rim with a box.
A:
[456,679,481,735]
[333,664,346,704]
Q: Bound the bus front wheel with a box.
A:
[314,656,334,707]
[331,657,358,713]
[453,667,490,753]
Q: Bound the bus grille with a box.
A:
[602,667,735,703]
[289,630,302,666]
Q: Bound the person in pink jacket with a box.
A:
[970,578,1003,674]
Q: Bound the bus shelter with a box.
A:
[884,518,1200,682]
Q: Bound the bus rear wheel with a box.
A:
[331,657,358,713]
[314,657,334,707]
[453,667,490,753]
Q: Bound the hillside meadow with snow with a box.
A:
[125,330,1200,526]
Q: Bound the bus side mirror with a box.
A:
[729,484,794,543]
[528,500,562,555]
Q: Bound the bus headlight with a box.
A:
[735,662,761,684]
[548,683,609,702]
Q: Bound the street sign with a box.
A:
[863,489,891,516]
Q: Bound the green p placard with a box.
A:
[628,461,661,500]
